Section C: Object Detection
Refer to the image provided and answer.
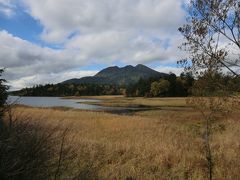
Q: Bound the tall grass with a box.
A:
[0,107,76,179]
[9,106,240,179]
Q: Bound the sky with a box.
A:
[0,0,188,90]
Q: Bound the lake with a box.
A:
[7,96,145,114]
[7,96,111,110]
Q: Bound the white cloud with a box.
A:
[22,0,187,65]
[0,0,189,89]
[8,70,97,90]
[0,30,87,69]
[0,30,91,89]
[154,66,184,76]
[0,0,16,17]
[23,0,186,43]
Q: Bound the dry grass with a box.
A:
[69,96,188,108]
[12,104,240,179]
[1,111,76,179]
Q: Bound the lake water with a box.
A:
[7,96,110,110]
[7,96,145,114]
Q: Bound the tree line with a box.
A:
[126,72,194,97]
[11,83,123,96]
[11,72,240,98]
[11,72,195,97]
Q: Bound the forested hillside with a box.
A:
[11,72,194,97]
[11,71,240,98]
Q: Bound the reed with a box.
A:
[10,105,240,179]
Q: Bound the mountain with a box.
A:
[62,64,168,85]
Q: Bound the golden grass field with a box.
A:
[13,97,240,179]
[65,95,189,108]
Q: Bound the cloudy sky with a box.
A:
[0,0,187,90]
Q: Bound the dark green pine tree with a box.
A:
[0,69,8,129]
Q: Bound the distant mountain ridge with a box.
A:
[62,64,168,85]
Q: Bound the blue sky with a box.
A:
[0,7,42,44]
[0,0,187,90]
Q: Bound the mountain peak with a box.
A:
[135,64,146,68]
[62,64,168,85]
[95,66,119,77]
[123,65,134,69]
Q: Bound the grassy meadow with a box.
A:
[65,95,189,108]
[8,96,240,179]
